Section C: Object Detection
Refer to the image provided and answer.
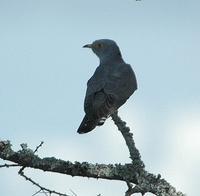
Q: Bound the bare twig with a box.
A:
[18,141,69,196]
[19,164,69,196]
[69,189,78,196]
[32,189,43,196]
[34,141,44,154]
[0,163,19,168]
[125,181,133,196]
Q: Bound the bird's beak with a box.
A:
[83,44,92,48]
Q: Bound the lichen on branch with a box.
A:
[0,112,185,196]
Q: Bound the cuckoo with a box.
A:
[77,39,137,134]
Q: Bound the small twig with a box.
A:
[125,181,134,196]
[0,163,19,168]
[18,141,69,196]
[69,189,78,196]
[31,188,49,196]
[41,190,49,196]
[32,189,45,196]
[126,184,144,196]
[34,141,44,154]
[19,141,45,173]
[19,170,69,196]
[126,181,133,190]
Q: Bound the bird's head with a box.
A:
[83,39,122,63]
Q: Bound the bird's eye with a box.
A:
[96,43,103,48]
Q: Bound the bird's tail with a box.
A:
[77,115,97,134]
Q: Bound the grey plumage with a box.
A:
[77,39,137,134]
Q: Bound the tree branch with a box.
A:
[111,112,185,196]
[0,112,186,196]
[0,140,139,183]
[111,111,144,168]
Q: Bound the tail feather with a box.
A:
[97,117,107,126]
[77,116,97,134]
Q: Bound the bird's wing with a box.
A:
[84,66,114,118]
[85,66,105,97]
[104,64,137,107]
[84,64,137,119]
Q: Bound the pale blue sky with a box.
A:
[0,0,200,195]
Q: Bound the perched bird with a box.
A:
[77,39,137,134]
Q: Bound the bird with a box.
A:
[77,39,137,134]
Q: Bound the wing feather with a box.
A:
[84,63,137,119]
